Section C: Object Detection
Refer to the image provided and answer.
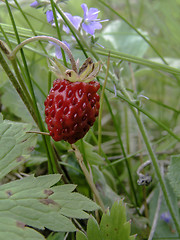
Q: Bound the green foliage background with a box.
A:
[0,0,180,239]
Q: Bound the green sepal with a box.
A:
[49,57,101,83]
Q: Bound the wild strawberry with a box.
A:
[44,57,101,144]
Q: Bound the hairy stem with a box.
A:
[8,36,77,73]
[71,144,106,213]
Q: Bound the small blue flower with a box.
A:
[63,12,82,34]
[50,41,70,60]
[81,3,108,35]
[46,10,54,23]
[30,1,39,8]
[160,212,172,224]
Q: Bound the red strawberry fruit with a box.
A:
[44,58,101,144]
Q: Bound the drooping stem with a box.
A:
[71,144,106,213]
[7,36,78,73]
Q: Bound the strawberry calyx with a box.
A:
[49,57,101,83]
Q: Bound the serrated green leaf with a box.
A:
[100,201,134,240]
[0,174,99,235]
[168,155,180,197]
[50,190,99,219]
[0,118,37,179]
[0,217,45,240]
[87,216,102,240]
[76,201,135,240]
[76,231,88,240]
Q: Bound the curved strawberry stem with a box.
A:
[8,36,78,73]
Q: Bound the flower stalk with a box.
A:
[7,36,78,73]
[71,144,106,213]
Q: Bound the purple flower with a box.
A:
[50,41,70,60]
[160,212,172,224]
[46,10,54,23]
[30,1,39,8]
[81,3,108,35]
[63,13,82,34]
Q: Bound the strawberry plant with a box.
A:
[0,0,180,240]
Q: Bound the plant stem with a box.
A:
[0,49,37,124]
[121,87,180,235]
[105,85,180,142]
[10,59,35,110]
[98,54,110,154]
[71,144,106,213]
[54,5,88,58]
[13,0,48,55]
[50,0,67,67]
[104,94,139,208]
[8,36,77,73]
[90,48,180,76]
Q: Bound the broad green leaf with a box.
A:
[0,217,45,240]
[50,186,99,218]
[76,231,88,240]
[0,115,37,179]
[99,20,149,57]
[87,216,102,240]
[76,201,135,240]
[47,232,65,240]
[100,201,135,240]
[168,155,180,197]
[0,174,98,235]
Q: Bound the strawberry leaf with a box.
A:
[0,217,45,240]
[0,114,37,179]
[76,231,88,240]
[87,216,102,240]
[76,201,136,240]
[0,174,99,237]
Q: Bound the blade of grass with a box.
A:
[0,49,37,124]
[98,0,168,65]
[125,0,134,24]
[119,78,180,235]
[4,0,57,174]
[104,93,139,207]
[98,53,110,154]
[13,0,47,54]
[105,85,180,142]
[148,98,180,114]
[50,0,67,67]
[93,48,180,76]
[54,4,88,58]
